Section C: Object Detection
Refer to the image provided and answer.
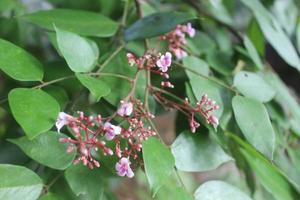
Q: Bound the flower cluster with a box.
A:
[161,23,195,59]
[56,99,156,178]
[127,51,174,89]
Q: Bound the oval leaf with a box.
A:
[0,39,43,81]
[233,71,275,102]
[76,74,111,101]
[55,27,98,73]
[194,181,252,200]
[8,88,60,139]
[125,12,196,42]
[142,137,175,197]
[0,164,43,200]
[232,96,275,159]
[183,56,210,79]
[21,9,118,37]
[8,131,76,170]
[65,164,103,200]
[171,131,233,172]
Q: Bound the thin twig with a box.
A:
[97,44,125,73]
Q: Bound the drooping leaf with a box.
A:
[143,137,175,197]
[55,27,99,73]
[247,19,265,56]
[124,12,196,41]
[171,131,232,172]
[240,0,300,72]
[8,88,60,139]
[232,96,275,159]
[194,180,252,200]
[186,31,216,56]
[8,131,76,170]
[233,71,275,102]
[76,74,111,101]
[0,164,43,200]
[243,35,264,70]
[183,56,210,79]
[65,164,104,200]
[21,9,118,37]
[201,0,233,25]
[0,38,43,81]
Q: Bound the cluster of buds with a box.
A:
[188,94,219,133]
[161,23,195,59]
[127,51,174,89]
[55,99,156,178]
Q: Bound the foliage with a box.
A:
[0,0,300,200]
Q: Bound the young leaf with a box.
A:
[232,96,275,160]
[171,131,232,172]
[142,137,175,197]
[0,38,43,81]
[183,56,210,79]
[65,164,104,200]
[55,27,99,73]
[194,180,252,200]
[0,164,43,200]
[8,88,60,139]
[124,12,196,41]
[76,74,111,101]
[21,9,118,37]
[233,71,275,102]
[240,0,300,72]
[243,35,264,70]
[8,131,76,170]
[206,50,234,76]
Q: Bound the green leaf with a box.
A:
[0,164,43,200]
[263,71,300,122]
[232,96,275,159]
[124,12,196,42]
[297,23,300,53]
[243,35,264,70]
[240,0,300,72]
[0,38,43,81]
[186,31,216,56]
[156,186,193,200]
[241,149,295,200]
[183,56,210,79]
[39,193,64,200]
[21,9,118,37]
[8,88,60,139]
[233,71,275,102]
[55,27,99,73]
[206,50,234,76]
[247,19,265,56]
[227,132,296,200]
[171,131,232,172]
[143,137,175,196]
[8,131,76,170]
[76,74,111,101]
[65,164,104,200]
[44,86,69,110]
[194,180,252,200]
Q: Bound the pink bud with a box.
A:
[127,53,136,66]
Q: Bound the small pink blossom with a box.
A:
[173,48,187,60]
[185,23,195,37]
[156,52,172,72]
[117,101,133,117]
[115,157,134,178]
[55,112,73,132]
[126,53,136,66]
[104,122,121,140]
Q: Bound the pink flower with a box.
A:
[127,53,136,66]
[185,23,195,37]
[117,101,133,117]
[55,112,73,132]
[173,48,187,60]
[208,115,219,126]
[115,157,134,178]
[156,52,172,72]
[104,122,121,140]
